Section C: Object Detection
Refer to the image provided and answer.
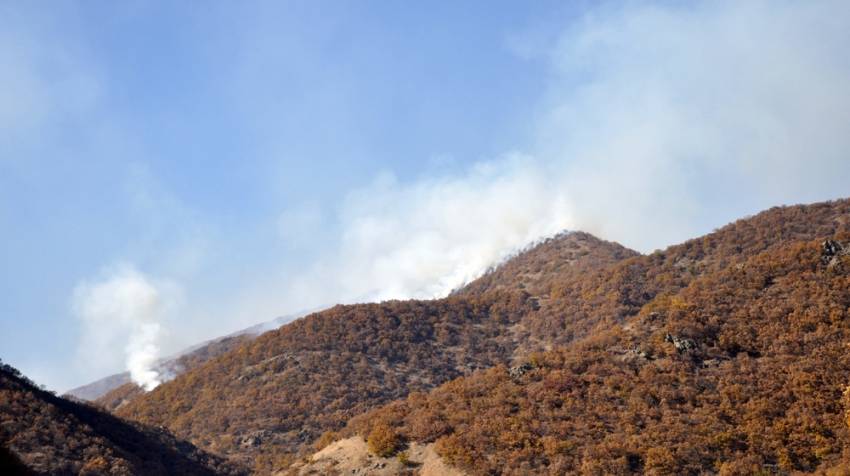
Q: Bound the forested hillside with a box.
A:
[340,206,850,474]
[103,198,850,475]
[109,233,633,473]
[0,362,246,476]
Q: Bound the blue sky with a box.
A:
[2,0,850,391]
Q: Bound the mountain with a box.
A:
[107,232,635,473]
[102,198,850,474]
[0,361,246,476]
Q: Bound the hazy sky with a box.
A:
[2,0,850,391]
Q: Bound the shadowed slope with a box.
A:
[0,363,246,476]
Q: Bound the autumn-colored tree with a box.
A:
[367,424,401,457]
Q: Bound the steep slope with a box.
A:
[110,232,634,473]
[340,222,850,473]
[0,362,246,476]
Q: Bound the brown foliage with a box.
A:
[115,293,542,472]
[367,424,401,457]
[346,233,850,474]
[109,198,850,474]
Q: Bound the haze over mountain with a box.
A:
[4,0,850,393]
[341,200,850,475]
[81,199,849,475]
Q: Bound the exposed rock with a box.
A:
[239,430,274,448]
[823,239,845,258]
[508,363,534,379]
[822,239,849,270]
[665,334,697,353]
[628,346,652,360]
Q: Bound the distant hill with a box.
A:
[93,334,252,412]
[0,361,246,475]
[67,314,300,403]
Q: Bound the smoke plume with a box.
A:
[273,0,850,311]
[72,264,175,391]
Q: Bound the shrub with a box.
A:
[367,424,400,457]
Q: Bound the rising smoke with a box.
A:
[72,264,175,391]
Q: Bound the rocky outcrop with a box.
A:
[665,333,697,353]
[822,239,849,270]
[508,362,534,379]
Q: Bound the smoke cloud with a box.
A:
[278,155,571,308]
[72,265,177,391]
[62,0,850,389]
[275,0,850,309]
[532,0,850,250]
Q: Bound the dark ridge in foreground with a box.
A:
[0,362,246,476]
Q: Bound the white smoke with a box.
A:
[72,264,176,391]
[125,322,162,391]
[64,0,850,389]
[532,0,850,250]
[275,0,850,309]
[274,155,572,309]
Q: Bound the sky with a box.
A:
[2,0,849,392]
